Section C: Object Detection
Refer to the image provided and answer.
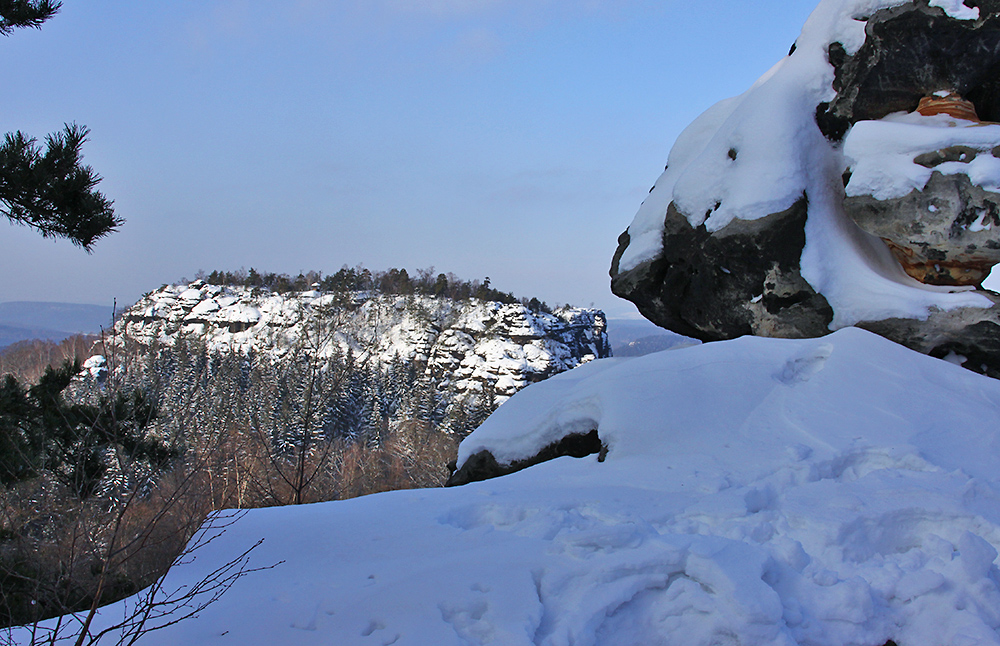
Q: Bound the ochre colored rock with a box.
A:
[845,172,1000,287]
[916,94,981,121]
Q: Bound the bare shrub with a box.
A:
[1,508,270,646]
[0,336,100,385]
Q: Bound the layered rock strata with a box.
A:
[843,94,1000,286]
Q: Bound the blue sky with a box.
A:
[1,0,818,317]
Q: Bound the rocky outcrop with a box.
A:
[610,198,834,341]
[445,430,604,487]
[611,0,1000,376]
[845,170,1000,286]
[117,281,609,401]
[841,92,1000,287]
[816,1,1000,140]
[857,290,1000,377]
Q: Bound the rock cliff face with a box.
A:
[117,281,609,401]
[611,0,1000,377]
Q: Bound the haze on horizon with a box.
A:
[1,0,819,318]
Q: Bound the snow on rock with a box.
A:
[77,355,107,382]
[54,328,1000,646]
[844,111,1000,201]
[929,0,980,20]
[610,0,1000,376]
[116,282,608,401]
[843,108,1000,286]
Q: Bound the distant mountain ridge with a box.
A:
[0,302,115,349]
[605,318,695,357]
[0,324,73,349]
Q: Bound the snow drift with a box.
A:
[43,328,1000,646]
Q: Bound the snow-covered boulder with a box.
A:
[611,0,1000,377]
[54,328,1000,646]
[79,355,107,382]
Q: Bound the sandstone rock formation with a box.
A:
[844,160,1000,286]
[117,281,609,401]
[611,0,1000,377]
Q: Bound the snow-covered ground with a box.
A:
[44,328,1000,646]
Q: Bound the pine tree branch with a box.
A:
[0,124,122,251]
[0,0,60,35]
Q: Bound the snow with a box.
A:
[845,112,1000,200]
[79,355,107,380]
[215,303,262,324]
[189,299,221,317]
[46,328,1000,646]
[115,282,607,404]
[972,210,993,232]
[929,0,980,20]
[178,288,203,301]
[618,0,993,329]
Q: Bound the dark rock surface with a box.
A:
[858,290,1000,379]
[818,0,1000,141]
[446,429,605,487]
[611,198,834,342]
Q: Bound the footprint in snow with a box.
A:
[775,343,833,384]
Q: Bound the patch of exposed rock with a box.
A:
[446,430,605,487]
[817,1,1000,140]
[611,198,834,341]
[845,170,1000,286]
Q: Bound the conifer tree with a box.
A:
[0,0,59,34]
[0,1,122,250]
[0,360,172,498]
[467,385,498,433]
[0,373,41,483]
[330,349,366,441]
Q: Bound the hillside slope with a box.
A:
[0,302,113,348]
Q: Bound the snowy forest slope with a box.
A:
[116,280,608,403]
